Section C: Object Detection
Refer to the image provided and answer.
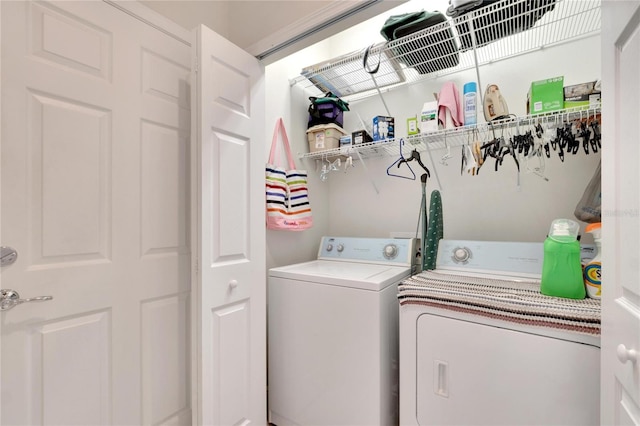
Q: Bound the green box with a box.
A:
[407,116,419,136]
[528,76,564,115]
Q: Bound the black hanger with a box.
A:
[398,149,430,180]
[589,119,601,153]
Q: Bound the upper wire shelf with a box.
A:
[292,0,601,102]
[298,105,601,161]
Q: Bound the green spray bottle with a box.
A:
[540,218,586,299]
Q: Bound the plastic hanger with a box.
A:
[344,155,354,171]
[329,157,341,171]
[440,133,452,165]
[387,139,416,180]
[399,149,430,180]
[320,155,331,181]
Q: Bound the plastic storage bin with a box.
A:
[307,123,346,153]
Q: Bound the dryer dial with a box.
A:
[383,244,398,259]
[452,246,471,263]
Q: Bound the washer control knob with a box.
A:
[337,244,344,253]
[326,244,333,252]
[383,244,398,259]
[453,247,471,263]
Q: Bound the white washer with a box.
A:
[268,236,417,426]
[399,240,601,426]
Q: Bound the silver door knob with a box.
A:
[616,344,638,365]
[0,289,52,311]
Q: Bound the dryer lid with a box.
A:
[268,260,411,291]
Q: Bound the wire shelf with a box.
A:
[293,0,600,101]
[298,105,601,161]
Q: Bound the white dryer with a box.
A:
[399,240,601,426]
[268,236,417,426]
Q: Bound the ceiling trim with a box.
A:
[245,0,382,61]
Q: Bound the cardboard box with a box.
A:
[339,135,352,146]
[372,116,395,141]
[339,135,352,155]
[528,76,564,115]
[407,117,419,136]
[351,130,373,145]
[306,123,345,153]
[564,81,601,109]
[420,101,438,133]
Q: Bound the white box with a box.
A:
[420,101,438,133]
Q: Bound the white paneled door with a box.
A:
[1,1,191,424]
[601,2,640,425]
[191,25,266,425]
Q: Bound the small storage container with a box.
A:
[306,123,346,153]
[352,129,373,144]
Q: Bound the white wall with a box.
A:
[265,44,331,270]
[265,0,601,269]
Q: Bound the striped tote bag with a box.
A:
[265,118,313,230]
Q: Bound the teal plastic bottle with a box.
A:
[540,219,586,299]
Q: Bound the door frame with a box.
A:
[0,2,3,422]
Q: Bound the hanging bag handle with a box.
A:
[268,117,296,170]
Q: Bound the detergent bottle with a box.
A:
[540,219,586,299]
[584,222,602,298]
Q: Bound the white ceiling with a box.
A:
[140,0,407,63]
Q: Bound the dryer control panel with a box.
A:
[318,236,417,266]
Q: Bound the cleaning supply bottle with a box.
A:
[463,82,477,126]
[584,222,602,298]
[540,219,586,299]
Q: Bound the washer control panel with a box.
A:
[318,236,417,266]
[436,240,545,277]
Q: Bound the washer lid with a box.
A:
[268,260,411,291]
